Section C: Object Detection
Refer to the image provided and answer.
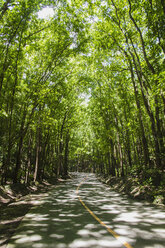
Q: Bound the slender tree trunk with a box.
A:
[34,105,42,182]
[13,110,27,184]
[34,144,39,183]
[110,139,116,176]
[25,132,32,184]
[63,132,70,177]
[13,135,24,184]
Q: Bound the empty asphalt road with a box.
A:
[7,173,165,248]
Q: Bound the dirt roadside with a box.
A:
[0,181,57,248]
[97,174,165,207]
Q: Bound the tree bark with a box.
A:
[63,132,70,177]
[13,110,27,184]
[25,131,32,184]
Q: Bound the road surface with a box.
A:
[7,173,165,248]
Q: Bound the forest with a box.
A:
[0,0,164,193]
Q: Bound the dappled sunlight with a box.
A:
[7,173,165,248]
[78,173,165,248]
[15,235,42,243]
[114,211,141,222]
[69,237,122,248]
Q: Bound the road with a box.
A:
[7,173,165,248]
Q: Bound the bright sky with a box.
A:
[38,7,54,19]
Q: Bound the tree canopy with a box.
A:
[0,0,164,188]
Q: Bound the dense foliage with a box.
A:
[0,0,164,188]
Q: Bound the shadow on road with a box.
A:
[6,173,165,248]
